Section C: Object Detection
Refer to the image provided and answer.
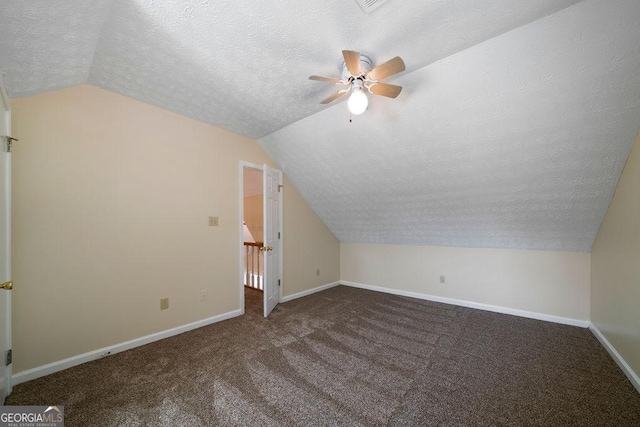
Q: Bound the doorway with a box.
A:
[242,165,264,316]
[239,162,283,318]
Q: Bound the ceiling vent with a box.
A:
[354,0,388,14]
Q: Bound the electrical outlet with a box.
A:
[439,275,446,284]
[200,290,207,302]
[208,216,219,226]
[316,269,320,276]
[160,298,169,310]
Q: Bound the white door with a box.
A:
[0,80,13,402]
[262,164,282,317]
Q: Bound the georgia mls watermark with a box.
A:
[0,406,64,427]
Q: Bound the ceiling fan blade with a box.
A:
[320,90,348,104]
[309,75,344,84]
[342,50,361,76]
[369,82,403,98]
[367,56,406,81]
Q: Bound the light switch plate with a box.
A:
[208,216,219,226]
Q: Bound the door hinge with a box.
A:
[278,184,283,192]
[278,232,281,239]
[278,279,281,287]
[2,136,18,153]
[5,349,12,366]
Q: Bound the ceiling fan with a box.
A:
[309,50,406,115]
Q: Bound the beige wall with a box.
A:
[11,85,340,373]
[341,243,590,321]
[591,132,640,378]
[243,194,263,243]
[283,176,340,297]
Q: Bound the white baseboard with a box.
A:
[340,281,590,328]
[589,323,640,393]
[281,281,340,303]
[13,309,242,386]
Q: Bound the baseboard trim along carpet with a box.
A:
[589,323,640,393]
[13,309,243,385]
[281,281,340,303]
[340,281,590,328]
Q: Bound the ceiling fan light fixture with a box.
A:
[348,87,368,115]
[310,50,404,114]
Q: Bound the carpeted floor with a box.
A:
[6,285,640,426]
[244,286,263,317]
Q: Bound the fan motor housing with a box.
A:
[342,55,372,79]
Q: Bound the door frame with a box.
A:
[238,161,284,315]
[1,78,13,399]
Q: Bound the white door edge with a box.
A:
[262,164,281,317]
[276,170,283,304]
[0,76,13,400]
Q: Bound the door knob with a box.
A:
[0,281,12,290]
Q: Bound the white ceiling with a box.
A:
[2,0,639,252]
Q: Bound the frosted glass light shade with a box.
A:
[348,89,368,115]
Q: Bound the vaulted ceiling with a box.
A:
[1,0,639,252]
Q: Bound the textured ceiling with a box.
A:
[1,0,639,252]
[0,0,112,96]
[1,0,579,139]
[260,0,640,252]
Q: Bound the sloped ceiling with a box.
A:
[1,0,639,252]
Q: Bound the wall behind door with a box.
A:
[243,196,263,243]
[242,167,263,242]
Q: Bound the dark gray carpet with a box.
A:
[244,286,263,317]
[6,285,640,426]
